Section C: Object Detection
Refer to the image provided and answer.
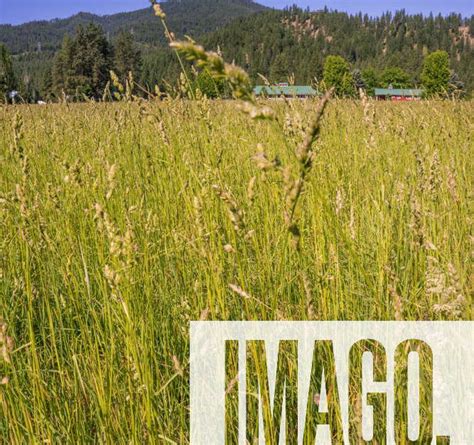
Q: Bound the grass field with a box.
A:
[0,97,472,443]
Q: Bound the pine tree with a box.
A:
[0,43,16,102]
[352,69,366,91]
[448,71,464,98]
[113,31,142,83]
[19,73,39,103]
[52,35,76,96]
[75,24,113,97]
[269,52,290,84]
[52,24,112,99]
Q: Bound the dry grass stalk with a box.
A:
[212,184,245,233]
[0,319,14,364]
[283,88,334,248]
[426,257,466,319]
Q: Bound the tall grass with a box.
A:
[0,95,472,442]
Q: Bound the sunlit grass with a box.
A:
[0,98,472,442]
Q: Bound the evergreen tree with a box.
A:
[448,71,464,98]
[74,24,113,97]
[421,50,451,96]
[352,69,365,91]
[42,68,54,100]
[19,73,40,103]
[52,24,112,99]
[0,43,16,102]
[52,35,76,96]
[322,55,355,97]
[380,67,412,88]
[114,31,142,83]
[269,52,290,83]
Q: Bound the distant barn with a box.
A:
[254,84,318,99]
[374,88,423,101]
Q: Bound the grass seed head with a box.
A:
[229,283,251,300]
[153,3,166,18]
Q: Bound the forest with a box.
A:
[0,0,473,100]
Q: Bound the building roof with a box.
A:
[374,88,423,97]
[254,85,318,96]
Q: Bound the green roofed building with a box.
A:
[374,88,423,101]
[254,84,319,98]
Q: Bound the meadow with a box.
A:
[0,96,472,442]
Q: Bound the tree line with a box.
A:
[322,51,463,97]
[1,6,472,102]
[200,7,473,96]
[0,24,142,102]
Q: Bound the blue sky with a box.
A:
[0,0,472,25]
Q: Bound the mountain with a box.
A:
[0,0,268,54]
[198,8,474,92]
[1,2,473,99]
[138,7,474,94]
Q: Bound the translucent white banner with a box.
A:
[190,321,473,444]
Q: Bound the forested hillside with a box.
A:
[200,8,474,90]
[1,0,267,100]
[1,1,473,100]
[0,0,267,53]
[142,7,473,95]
